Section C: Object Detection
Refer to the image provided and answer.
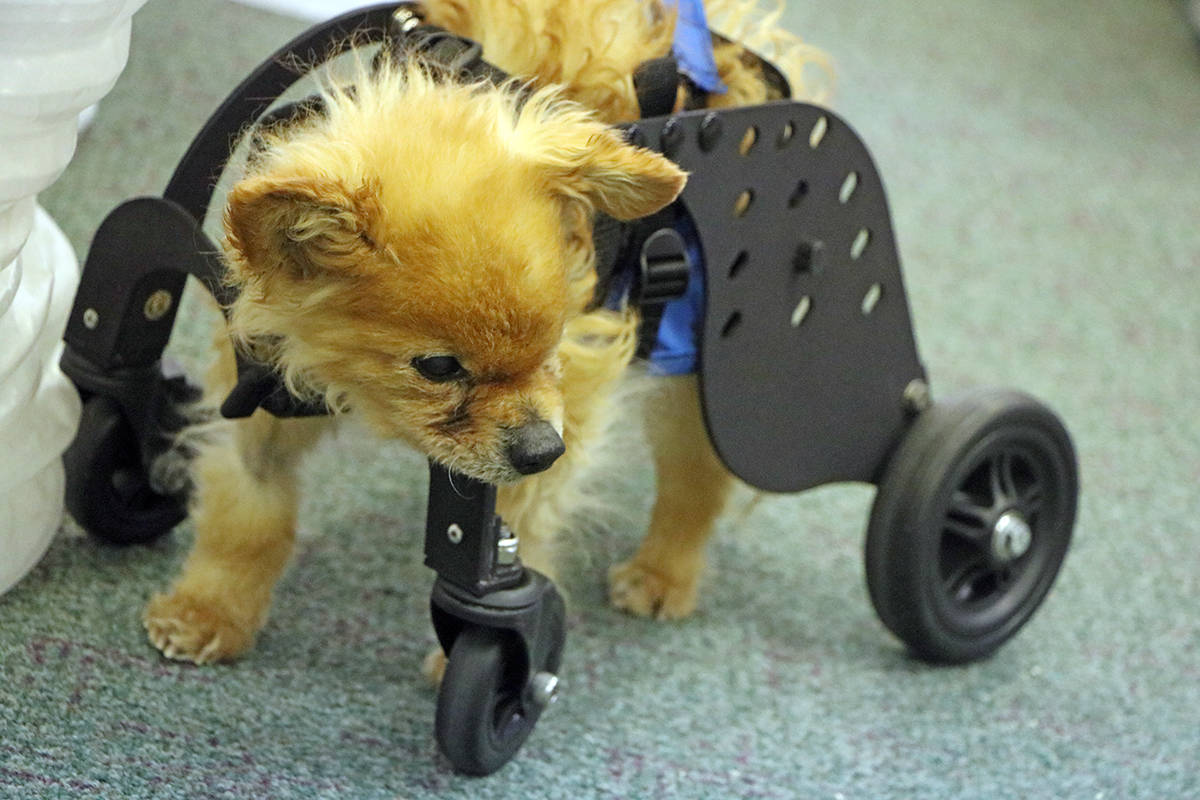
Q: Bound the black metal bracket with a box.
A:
[62,197,225,372]
[626,104,929,493]
[423,462,524,597]
[424,461,566,680]
[59,197,213,490]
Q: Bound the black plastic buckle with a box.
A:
[635,226,691,304]
[219,352,329,419]
[626,213,692,357]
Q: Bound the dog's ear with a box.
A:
[538,126,687,221]
[224,174,381,281]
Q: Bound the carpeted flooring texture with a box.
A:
[4,0,1198,797]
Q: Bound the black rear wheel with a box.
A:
[865,388,1078,663]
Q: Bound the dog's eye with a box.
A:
[411,355,467,382]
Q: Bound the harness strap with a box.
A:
[591,212,631,308]
[221,356,326,418]
[392,24,511,84]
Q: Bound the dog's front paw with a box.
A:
[144,592,256,665]
[608,560,698,620]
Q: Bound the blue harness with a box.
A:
[644,0,723,376]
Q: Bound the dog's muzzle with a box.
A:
[506,420,565,475]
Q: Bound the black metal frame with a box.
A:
[55,0,1076,778]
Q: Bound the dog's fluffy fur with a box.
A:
[144,0,829,664]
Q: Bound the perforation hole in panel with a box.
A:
[788,180,809,208]
[733,189,754,217]
[809,115,828,148]
[777,121,795,148]
[739,126,758,156]
[721,310,742,338]
[861,283,883,315]
[851,228,871,260]
[728,250,748,279]
[793,240,822,274]
[839,171,859,204]
[790,295,812,327]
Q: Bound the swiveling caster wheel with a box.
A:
[865,388,1078,663]
[435,625,563,776]
[62,395,186,545]
[425,463,568,774]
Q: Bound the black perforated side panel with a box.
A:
[630,103,926,492]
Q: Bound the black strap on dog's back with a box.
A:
[588,54,680,308]
[390,23,512,84]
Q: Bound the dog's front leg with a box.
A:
[609,374,734,620]
[144,409,328,664]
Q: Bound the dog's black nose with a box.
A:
[507,420,565,475]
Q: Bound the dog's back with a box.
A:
[425,0,675,121]
[424,0,833,119]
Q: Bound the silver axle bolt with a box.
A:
[903,379,932,414]
[496,526,519,566]
[392,4,423,32]
[992,511,1033,562]
[527,671,559,708]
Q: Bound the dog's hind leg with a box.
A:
[609,374,734,620]
[144,353,329,664]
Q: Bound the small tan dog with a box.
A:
[144,0,828,664]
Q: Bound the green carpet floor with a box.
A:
[5,0,1198,797]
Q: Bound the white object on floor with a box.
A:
[0,208,81,594]
[231,0,364,22]
[77,104,99,134]
[0,0,148,595]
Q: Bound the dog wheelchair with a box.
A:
[58,3,1079,776]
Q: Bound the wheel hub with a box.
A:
[991,510,1032,562]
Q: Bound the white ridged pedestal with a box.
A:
[0,0,147,594]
